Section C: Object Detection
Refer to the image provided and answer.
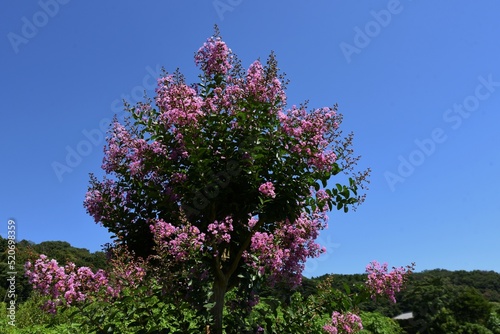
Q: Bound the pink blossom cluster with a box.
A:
[195,36,286,118]
[150,219,206,261]
[207,216,234,244]
[84,186,106,223]
[205,84,245,120]
[365,261,414,303]
[102,121,133,174]
[194,36,232,76]
[258,181,276,199]
[312,188,332,212]
[107,254,147,290]
[323,311,363,334]
[134,101,152,120]
[246,210,327,287]
[25,254,144,313]
[155,76,204,129]
[244,60,286,105]
[84,178,130,225]
[247,216,259,229]
[101,121,169,177]
[278,106,338,172]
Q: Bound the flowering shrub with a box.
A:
[25,250,146,314]
[323,311,363,334]
[314,262,414,333]
[25,252,414,333]
[365,261,415,303]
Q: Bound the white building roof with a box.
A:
[393,312,413,320]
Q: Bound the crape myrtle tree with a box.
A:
[82,29,369,333]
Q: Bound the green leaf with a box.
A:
[204,302,215,310]
[314,182,320,191]
[343,282,351,295]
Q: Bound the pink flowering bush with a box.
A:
[25,250,146,314]
[307,262,414,334]
[23,28,373,333]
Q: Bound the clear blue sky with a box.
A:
[1,1,499,277]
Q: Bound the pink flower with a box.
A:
[244,60,286,106]
[323,311,363,334]
[150,219,206,261]
[248,217,258,229]
[278,105,339,172]
[365,261,414,303]
[207,216,234,244]
[194,36,232,76]
[246,210,327,287]
[258,182,276,199]
[156,79,204,128]
[25,253,146,313]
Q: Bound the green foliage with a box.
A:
[409,269,500,303]
[359,312,403,334]
[458,322,494,334]
[1,293,86,334]
[240,293,331,334]
[399,277,496,333]
[61,278,209,333]
[486,303,500,334]
[449,286,492,324]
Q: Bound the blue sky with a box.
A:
[1,1,499,277]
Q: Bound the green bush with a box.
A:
[359,312,403,334]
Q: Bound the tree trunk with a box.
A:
[212,275,228,334]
